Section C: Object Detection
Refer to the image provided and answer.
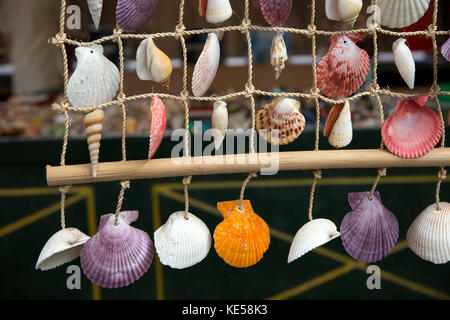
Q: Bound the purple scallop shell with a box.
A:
[441,32,450,62]
[80,210,154,288]
[260,0,292,27]
[116,0,158,33]
[340,191,399,263]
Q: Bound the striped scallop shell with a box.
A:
[260,0,292,27]
[378,0,431,28]
[288,219,340,263]
[340,192,399,262]
[80,211,154,288]
[148,96,166,159]
[442,33,450,62]
[206,0,233,24]
[214,200,270,268]
[381,94,442,159]
[67,45,120,108]
[155,211,212,269]
[116,0,158,32]
[407,202,450,264]
[317,34,370,98]
[256,97,305,145]
[192,33,220,97]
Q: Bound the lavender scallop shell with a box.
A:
[441,32,450,62]
[260,0,292,27]
[116,0,158,33]
[80,210,154,288]
[340,192,399,262]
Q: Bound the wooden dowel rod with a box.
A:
[46,148,450,186]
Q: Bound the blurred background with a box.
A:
[0,0,449,300]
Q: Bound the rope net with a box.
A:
[51,0,448,227]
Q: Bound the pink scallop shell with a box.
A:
[260,0,292,27]
[148,96,166,159]
[340,191,399,263]
[441,33,450,62]
[80,211,154,288]
[317,34,370,98]
[381,94,442,159]
[116,0,158,33]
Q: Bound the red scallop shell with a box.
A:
[260,0,292,27]
[381,94,443,159]
[317,34,370,98]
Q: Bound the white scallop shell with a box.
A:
[378,0,431,28]
[154,211,212,269]
[36,228,90,270]
[270,32,288,80]
[393,38,415,89]
[325,0,362,24]
[206,0,233,24]
[67,45,120,108]
[288,218,340,263]
[87,0,103,29]
[407,202,450,264]
[328,100,352,148]
[192,33,220,97]
[211,100,228,150]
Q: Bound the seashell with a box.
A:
[87,0,103,29]
[116,0,158,32]
[154,211,212,269]
[136,37,172,88]
[324,101,352,148]
[377,0,431,29]
[214,200,270,268]
[317,34,370,98]
[287,219,340,263]
[270,32,288,80]
[199,0,207,17]
[441,32,450,62]
[211,100,228,150]
[407,202,450,264]
[36,228,90,271]
[192,33,220,97]
[205,0,233,24]
[325,0,363,26]
[340,191,399,262]
[84,110,104,178]
[67,45,120,108]
[256,97,305,146]
[381,94,442,159]
[393,38,415,89]
[400,4,433,51]
[148,96,166,159]
[260,0,292,27]
[80,211,154,288]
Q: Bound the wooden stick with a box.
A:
[46,148,450,186]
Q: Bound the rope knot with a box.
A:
[52,101,69,113]
[120,180,130,189]
[378,168,387,177]
[183,176,192,185]
[50,32,66,45]
[241,19,251,32]
[310,87,320,96]
[179,89,189,101]
[117,92,126,103]
[429,84,440,99]
[113,28,123,38]
[438,169,447,180]
[314,170,322,180]
[175,24,186,34]
[307,24,316,36]
[370,83,380,95]
[245,83,254,96]
[59,185,71,194]
[426,24,436,38]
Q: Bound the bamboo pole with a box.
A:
[46,148,450,186]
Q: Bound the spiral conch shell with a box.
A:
[36,228,90,271]
[407,202,450,264]
[270,32,288,80]
[136,37,173,88]
[325,0,362,26]
[323,101,352,148]
[84,110,104,178]
[211,100,228,150]
[87,0,103,29]
[393,38,415,89]
[214,200,270,268]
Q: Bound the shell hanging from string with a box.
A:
[441,31,450,62]
[325,0,363,26]
[393,38,416,89]
[148,96,166,160]
[84,110,104,178]
[214,200,270,268]
[192,33,220,97]
[377,0,431,29]
[116,0,158,32]
[259,0,292,26]
[323,101,353,149]
[211,100,228,150]
[270,32,288,80]
[87,0,103,29]
[200,0,233,24]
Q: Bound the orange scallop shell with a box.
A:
[214,200,270,268]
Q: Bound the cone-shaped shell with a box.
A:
[192,33,220,97]
[136,37,172,88]
[80,211,154,288]
[87,0,103,29]
[393,38,415,89]
[441,33,450,62]
[84,110,104,178]
[378,0,431,28]
[36,228,90,271]
[155,211,212,269]
[199,0,207,17]
[67,45,120,108]
[270,32,288,80]
[116,0,158,32]
[340,191,399,262]
[407,202,450,264]
[211,100,228,150]
[381,94,442,159]
[324,101,352,148]
[214,200,270,268]
[325,0,362,25]
[260,0,292,27]
[256,97,305,145]
[206,0,233,24]
[148,96,166,159]
[317,34,370,98]
[288,219,340,263]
